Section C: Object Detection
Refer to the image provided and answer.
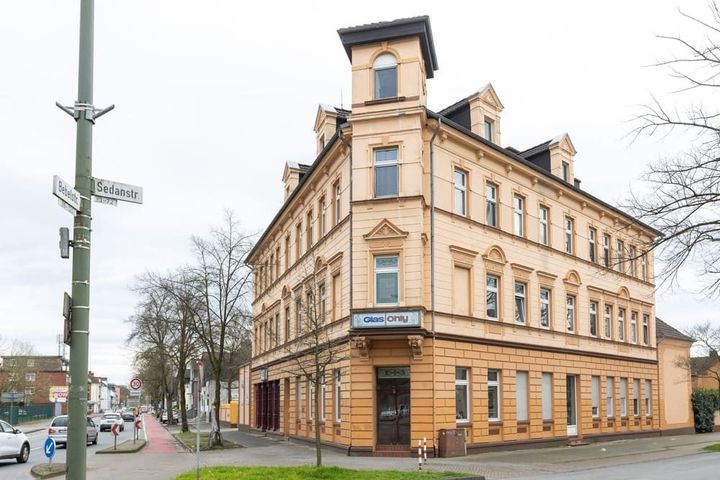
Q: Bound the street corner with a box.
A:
[96,438,147,454]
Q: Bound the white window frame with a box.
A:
[589,301,598,337]
[629,245,637,276]
[373,53,398,99]
[591,376,600,418]
[606,377,615,418]
[486,183,497,227]
[513,195,524,237]
[319,284,327,324]
[642,314,649,345]
[516,371,529,423]
[620,378,628,417]
[374,254,399,306]
[296,376,302,420]
[308,379,315,420]
[645,380,651,417]
[542,372,553,421]
[540,287,551,329]
[604,305,612,339]
[334,182,341,225]
[483,117,494,141]
[514,281,527,324]
[616,239,625,273]
[630,312,638,344]
[539,206,549,246]
[562,161,569,182]
[602,234,610,267]
[454,169,467,216]
[455,367,470,423]
[564,217,574,254]
[319,197,326,237]
[373,147,399,198]
[320,375,326,421]
[566,295,575,333]
[632,379,640,417]
[486,274,499,320]
[588,227,596,263]
[618,308,625,341]
[488,369,501,421]
[334,369,341,423]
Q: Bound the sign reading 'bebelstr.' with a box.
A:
[93,177,143,204]
[53,175,81,212]
[351,310,422,328]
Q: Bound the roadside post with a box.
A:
[133,417,142,444]
[111,423,119,450]
[44,437,56,464]
[195,359,204,480]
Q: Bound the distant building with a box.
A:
[655,318,694,433]
[0,355,69,414]
[691,351,720,391]
[247,16,693,454]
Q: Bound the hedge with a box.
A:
[691,389,720,433]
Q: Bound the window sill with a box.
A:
[364,96,406,106]
[542,420,554,424]
[517,421,530,426]
[488,420,503,426]
[333,421,341,427]
[456,421,471,427]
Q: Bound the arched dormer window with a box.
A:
[373,53,397,99]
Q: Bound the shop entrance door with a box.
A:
[376,366,411,445]
[566,374,577,436]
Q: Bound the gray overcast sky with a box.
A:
[0,0,715,386]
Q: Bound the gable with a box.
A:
[363,219,409,240]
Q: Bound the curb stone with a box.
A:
[30,463,66,479]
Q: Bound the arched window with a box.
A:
[373,53,397,99]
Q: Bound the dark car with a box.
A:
[120,410,135,422]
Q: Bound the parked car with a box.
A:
[0,420,30,463]
[161,410,178,424]
[48,415,98,448]
[120,410,135,422]
[99,413,124,432]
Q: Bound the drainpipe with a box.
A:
[338,127,352,454]
[429,117,442,454]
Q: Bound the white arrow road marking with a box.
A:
[46,444,53,455]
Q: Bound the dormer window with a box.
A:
[373,53,397,99]
[562,162,569,182]
[483,117,494,142]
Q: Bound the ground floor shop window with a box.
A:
[488,370,500,421]
[376,366,410,445]
[455,367,469,422]
[254,380,280,431]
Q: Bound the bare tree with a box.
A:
[190,212,254,446]
[686,320,720,390]
[628,1,720,294]
[0,340,37,403]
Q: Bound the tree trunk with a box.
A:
[179,374,189,432]
[209,375,223,447]
[314,369,322,467]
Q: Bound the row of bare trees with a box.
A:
[126,213,253,445]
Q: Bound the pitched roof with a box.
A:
[655,317,694,343]
[691,354,719,376]
[337,16,438,78]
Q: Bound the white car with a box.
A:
[0,420,30,463]
[99,413,124,432]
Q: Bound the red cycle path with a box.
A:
[141,413,186,454]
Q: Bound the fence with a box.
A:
[0,403,55,425]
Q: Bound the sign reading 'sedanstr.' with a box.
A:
[351,311,422,328]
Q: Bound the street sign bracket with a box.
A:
[55,101,114,123]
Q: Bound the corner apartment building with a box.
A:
[0,355,69,411]
[247,16,679,454]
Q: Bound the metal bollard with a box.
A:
[418,440,423,470]
[423,437,428,464]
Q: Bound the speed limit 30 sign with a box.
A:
[130,378,142,390]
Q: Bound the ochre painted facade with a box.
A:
[245,17,692,453]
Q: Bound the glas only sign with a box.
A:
[352,310,421,329]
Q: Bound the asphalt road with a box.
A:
[0,417,139,480]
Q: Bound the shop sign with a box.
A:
[377,367,410,379]
[351,310,421,329]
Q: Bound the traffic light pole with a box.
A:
[67,1,94,478]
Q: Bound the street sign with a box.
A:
[49,386,69,403]
[62,292,72,346]
[92,177,143,204]
[111,423,120,436]
[134,418,142,430]
[1,392,22,402]
[44,437,56,461]
[93,195,117,206]
[130,378,142,390]
[53,175,81,212]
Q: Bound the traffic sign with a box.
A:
[130,378,142,390]
[92,177,143,204]
[134,418,142,430]
[53,175,81,212]
[44,437,56,461]
[111,423,120,436]
[1,392,22,402]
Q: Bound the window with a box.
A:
[562,161,569,182]
[455,368,470,422]
[374,147,399,198]
[513,281,527,324]
[566,295,575,333]
[488,370,500,421]
[618,308,625,341]
[606,377,615,417]
[540,287,551,328]
[320,375,326,421]
[306,291,314,326]
[564,217,574,254]
[542,373,553,421]
[645,380,651,417]
[483,117,494,141]
[486,275,499,320]
[590,301,598,337]
[454,169,467,216]
[285,307,290,343]
[285,236,290,270]
[306,211,314,250]
[630,312,638,344]
[334,181,341,225]
[25,373,36,382]
[539,206,549,245]
[629,245,637,276]
[453,265,471,316]
[24,386,34,396]
[275,247,280,279]
[27,359,34,368]
[308,380,315,420]
[334,369,342,423]
[319,197,327,237]
[375,255,399,305]
[295,298,302,336]
[633,379,640,417]
[275,313,280,345]
[640,251,647,281]
[486,183,497,227]
[296,377,302,420]
[592,376,600,418]
[332,274,341,321]
[602,234,610,267]
[319,284,327,324]
[588,227,597,263]
[620,378,628,417]
[269,254,274,284]
[642,314,649,345]
[616,239,625,273]
[373,53,397,99]
[513,195,524,236]
[604,305,612,339]
[516,371,529,422]
[295,224,302,260]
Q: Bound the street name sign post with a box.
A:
[1,392,22,403]
[53,175,81,212]
[92,177,143,204]
[44,437,56,464]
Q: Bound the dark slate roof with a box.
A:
[518,140,552,158]
[655,317,694,343]
[337,16,438,78]
[691,354,719,376]
[426,108,663,237]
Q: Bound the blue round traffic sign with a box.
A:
[44,437,56,460]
